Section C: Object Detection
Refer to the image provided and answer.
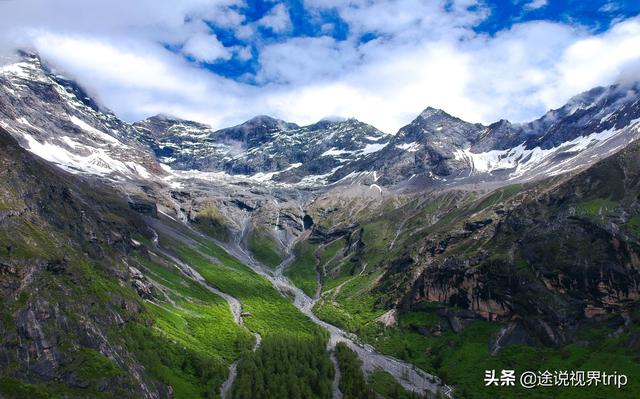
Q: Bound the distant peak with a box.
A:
[246,115,278,123]
[488,119,512,128]
[418,106,450,119]
[150,113,184,122]
[307,117,372,132]
[237,115,298,131]
[319,116,347,123]
[16,49,40,62]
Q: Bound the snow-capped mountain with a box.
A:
[0,52,164,180]
[135,114,389,184]
[133,114,299,170]
[330,85,640,186]
[1,51,639,192]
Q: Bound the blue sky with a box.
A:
[199,0,640,82]
[1,0,640,132]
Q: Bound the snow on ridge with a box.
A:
[395,142,421,152]
[22,132,151,179]
[322,148,353,157]
[454,121,640,178]
[248,162,302,182]
[0,61,45,82]
[361,142,386,154]
[69,115,123,146]
[298,166,343,187]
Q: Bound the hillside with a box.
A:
[0,51,639,398]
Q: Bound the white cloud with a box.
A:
[0,0,640,134]
[599,2,619,13]
[523,0,548,11]
[182,33,231,62]
[257,4,292,33]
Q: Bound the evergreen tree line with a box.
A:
[335,343,426,399]
[232,334,334,399]
[334,343,376,399]
[124,323,227,399]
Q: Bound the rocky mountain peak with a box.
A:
[519,82,640,150]
[418,106,449,119]
[394,106,481,150]
[237,115,298,132]
[0,51,165,180]
[212,115,298,148]
[134,114,212,138]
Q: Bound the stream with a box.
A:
[149,217,452,398]
[148,227,261,399]
[225,217,448,398]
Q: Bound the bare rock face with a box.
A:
[128,196,158,217]
[401,141,640,346]
[0,52,166,181]
[377,309,398,327]
[129,266,154,298]
[15,300,59,378]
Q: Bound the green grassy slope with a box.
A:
[307,143,640,398]
[0,128,335,398]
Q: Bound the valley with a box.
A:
[0,52,639,399]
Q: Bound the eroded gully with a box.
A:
[151,216,451,398]
[148,227,261,399]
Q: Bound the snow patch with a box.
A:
[69,116,122,146]
[22,132,150,179]
[361,142,386,154]
[322,148,353,157]
[455,122,637,178]
[395,142,421,152]
[248,162,302,182]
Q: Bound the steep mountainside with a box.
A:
[301,143,640,397]
[0,127,171,397]
[135,115,389,184]
[0,53,163,181]
[331,85,640,186]
[2,49,640,399]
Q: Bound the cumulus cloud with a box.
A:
[257,4,292,33]
[0,0,640,134]
[182,33,231,62]
[523,0,548,11]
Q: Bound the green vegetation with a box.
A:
[192,204,230,241]
[356,306,640,399]
[335,343,375,399]
[314,272,386,333]
[158,231,321,338]
[0,377,121,399]
[247,230,284,268]
[319,238,345,267]
[232,334,334,399]
[285,241,319,297]
[575,198,618,221]
[368,371,424,399]
[358,221,396,267]
[123,322,229,399]
[69,348,124,380]
[134,253,253,362]
[0,219,63,260]
[624,213,640,236]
